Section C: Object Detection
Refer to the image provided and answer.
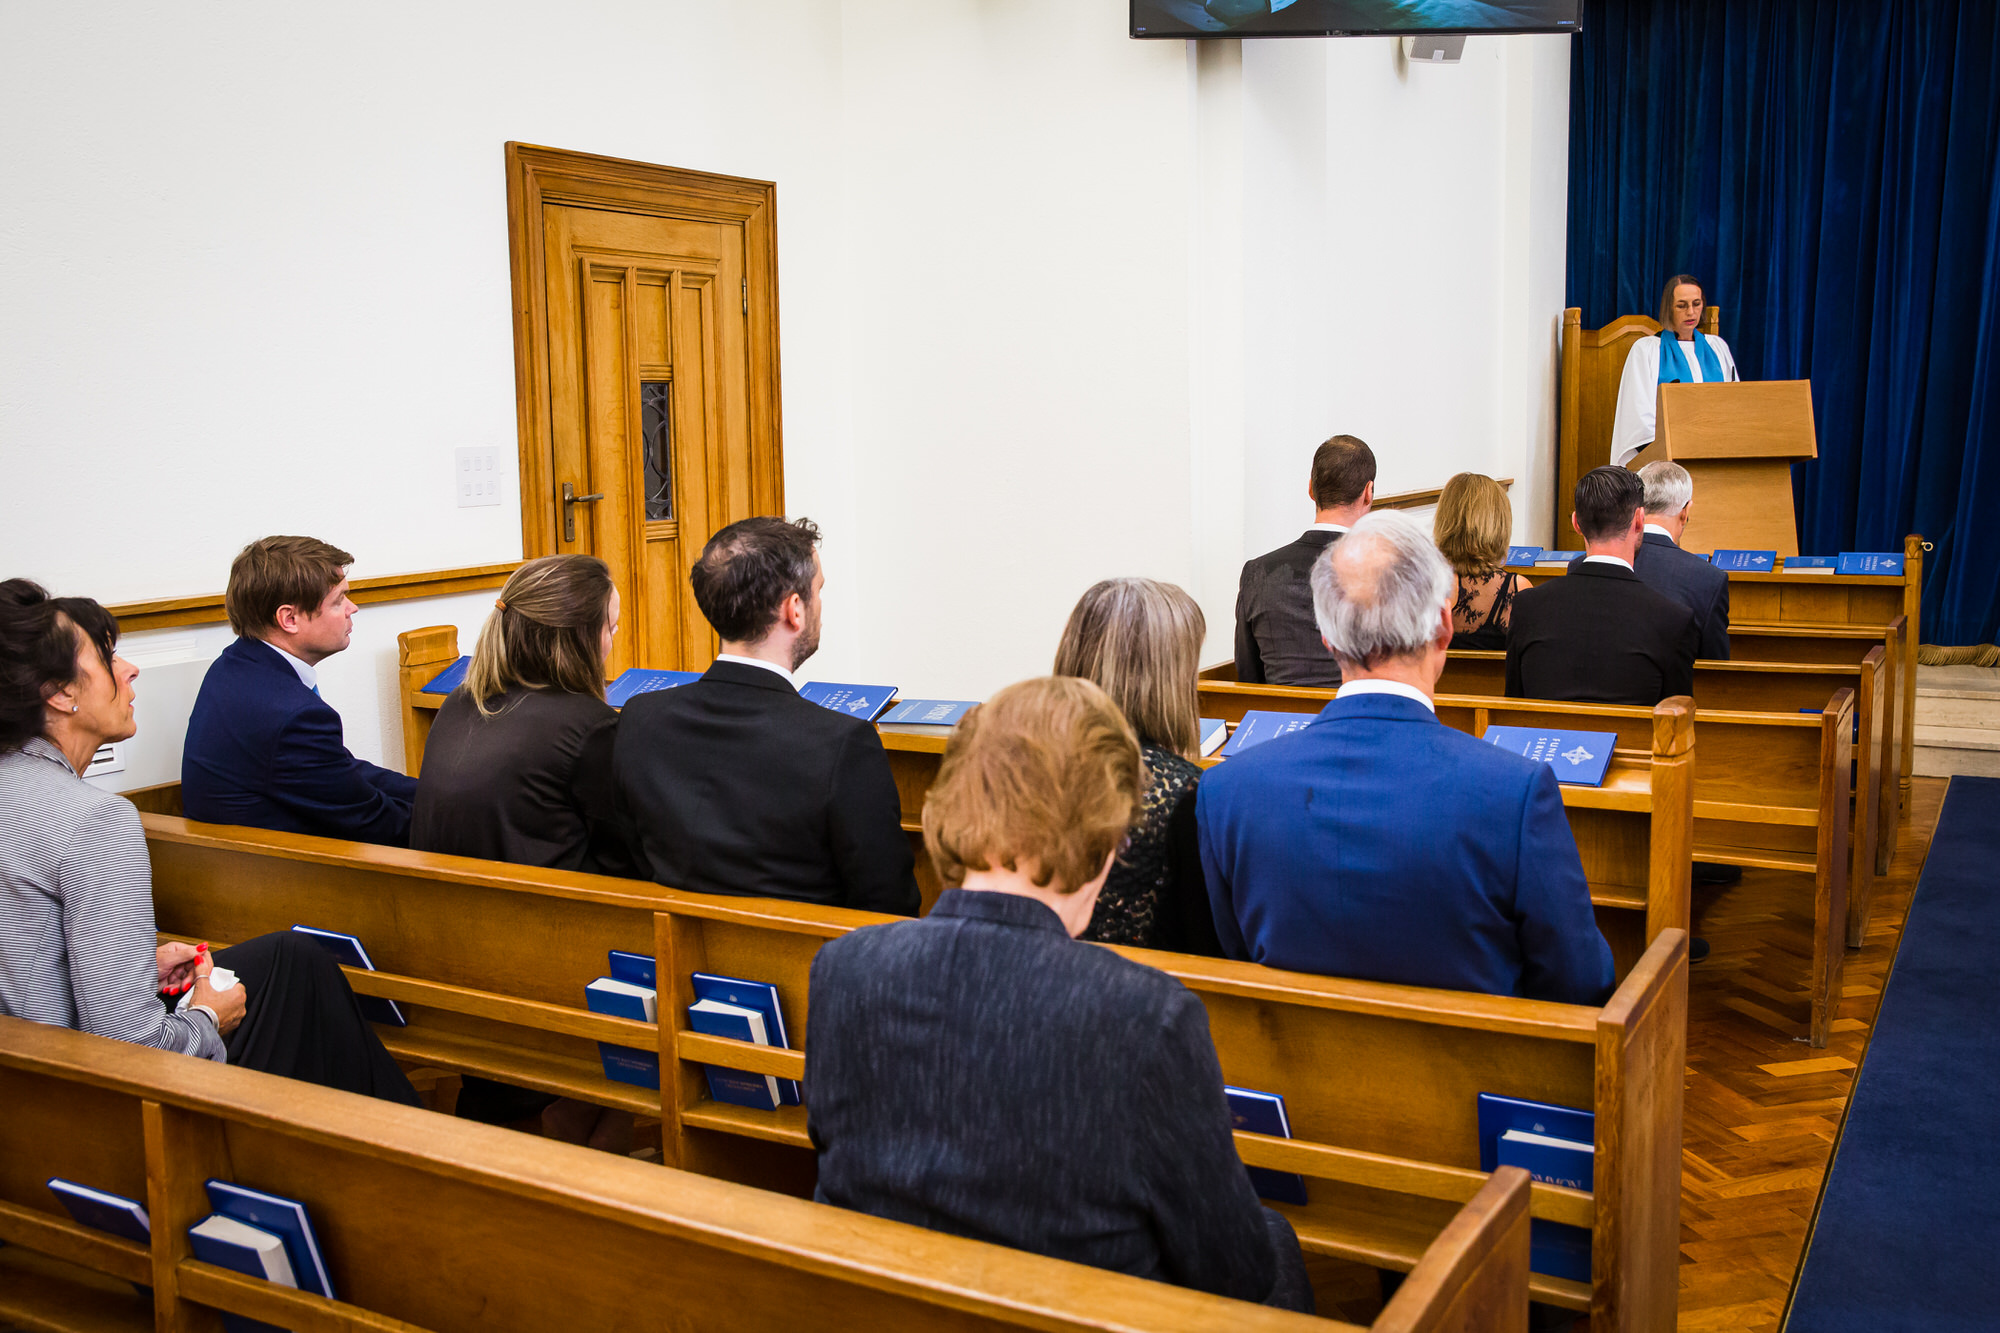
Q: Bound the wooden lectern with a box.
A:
[1625,380,1816,556]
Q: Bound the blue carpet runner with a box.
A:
[1788,776,2000,1330]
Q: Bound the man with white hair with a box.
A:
[1632,460,1731,660]
[1195,511,1615,1004]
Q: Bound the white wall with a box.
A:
[0,1,1572,784]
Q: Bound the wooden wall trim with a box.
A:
[106,562,525,634]
[1372,477,1513,512]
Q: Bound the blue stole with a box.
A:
[1657,330,1725,383]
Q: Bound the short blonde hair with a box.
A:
[1431,473,1513,577]
[1052,578,1205,759]
[921,677,1142,896]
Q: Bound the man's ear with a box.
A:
[1570,511,1583,536]
[1359,480,1375,509]
[272,605,301,636]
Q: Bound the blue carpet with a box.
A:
[1788,776,2000,1331]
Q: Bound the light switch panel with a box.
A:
[455,447,503,507]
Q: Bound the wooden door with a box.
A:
[507,144,783,674]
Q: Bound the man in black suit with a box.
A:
[1234,433,1374,686]
[1506,466,1700,706]
[1633,460,1731,659]
[614,517,919,915]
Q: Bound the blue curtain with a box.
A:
[1568,0,2000,644]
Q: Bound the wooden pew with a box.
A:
[0,1018,1531,1333]
[1197,683,1852,1048]
[140,818,1681,1330]
[887,707,1688,981]
[1438,645,1893,939]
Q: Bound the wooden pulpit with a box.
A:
[1626,380,1816,556]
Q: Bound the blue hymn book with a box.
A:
[1783,554,1838,573]
[585,977,660,1090]
[48,1179,150,1243]
[1504,545,1544,568]
[1198,717,1228,757]
[1837,551,1905,576]
[688,973,800,1109]
[606,668,702,708]
[204,1179,336,1301]
[1533,549,1586,566]
[1477,1093,1594,1284]
[419,656,471,695]
[608,949,655,989]
[290,926,406,1027]
[798,681,899,722]
[187,1215,297,1333]
[880,698,977,727]
[1709,549,1776,572]
[1223,1087,1309,1206]
[1483,727,1618,787]
[1216,711,1314,758]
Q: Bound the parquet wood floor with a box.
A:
[1676,776,1948,1331]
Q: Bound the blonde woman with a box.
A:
[411,554,629,876]
[1053,577,1217,954]
[1432,473,1523,650]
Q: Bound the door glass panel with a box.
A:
[641,380,672,521]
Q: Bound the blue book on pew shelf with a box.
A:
[1483,727,1617,787]
[1533,549,1586,566]
[1837,551,1905,577]
[1710,549,1777,572]
[1783,554,1838,574]
[291,926,405,1027]
[205,1180,335,1301]
[1199,717,1228,758]
[687,1000,787,1111]
[420,656,471,695]
[1505,545,1544,568]
[606,667,702,708]
[188,1215,296,1333]
[1223,1087,1309,1206]
[690,973,800,1108]
[49,1179,150,1244]
[1217,711,1314,758]
[585,978,660,1091]
[609,949,655,989]
[880,698,977,727]
[1477,1094,1593,1285]
[798,681,898,722]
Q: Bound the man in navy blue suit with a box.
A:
[182,536,417,845]
[1197,510,1614,1004]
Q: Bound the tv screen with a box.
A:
[1132,1,1580,38]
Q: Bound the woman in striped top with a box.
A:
[0,579,415,1103]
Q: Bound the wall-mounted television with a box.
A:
[1131,1,1581,39]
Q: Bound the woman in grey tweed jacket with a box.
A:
[0,579,414,1103]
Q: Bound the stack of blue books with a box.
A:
[687,973,800,1112]
[188,1180,336,1332]
[1477,1093,1593,1283]
[1784,555,1837,574]
[586,950,661,1090]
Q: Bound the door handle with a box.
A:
[560,482,605,542]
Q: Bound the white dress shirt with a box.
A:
[715,653,800,691]
[1582,554,1634,571]
[1308,522,1351,535]
[257,637,319,691]
[1642,523,1677,542]
[1334,678,1437,714]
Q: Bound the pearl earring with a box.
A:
[71,705,80,714]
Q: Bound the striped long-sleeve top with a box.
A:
[0,737,224,1060]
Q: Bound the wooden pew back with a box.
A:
[141,820,1678,1331]
[0,1016,1384,1333]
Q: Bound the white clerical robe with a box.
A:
[1608,334,1740,465]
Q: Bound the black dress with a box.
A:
[211,932,419,1104]
[1450,570,1521,650]
[412,686,630,876]
[1080,745,1219,955]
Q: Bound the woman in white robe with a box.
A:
[1608,274,1739,465]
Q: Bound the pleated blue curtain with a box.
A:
[1568,0,2000,644]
